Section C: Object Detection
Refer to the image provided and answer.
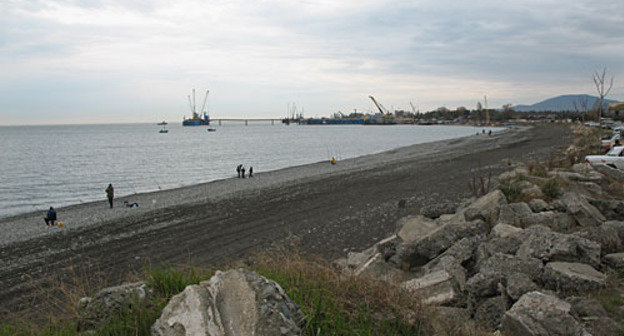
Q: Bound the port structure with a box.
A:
[212,118,282,125]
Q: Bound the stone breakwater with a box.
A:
[336,158,624,335]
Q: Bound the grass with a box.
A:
[251,252,425,335]
[541,178,563,201]
[498,178,524,203]
[1,254,435,336]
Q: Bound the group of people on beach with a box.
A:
[236,164,253,178]
[43,183,138,227]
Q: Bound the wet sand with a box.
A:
[0,125,571,317]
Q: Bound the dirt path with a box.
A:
[0,125,571,319]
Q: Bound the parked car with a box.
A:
[601,133,621,150]
[586,146,624,169]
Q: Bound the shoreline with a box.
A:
[0,125,573,317]
[0,126,512,247]
[1,123,502,220]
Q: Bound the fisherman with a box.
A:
[236,164,241,178]
[249,166,253,178]
[482,129,485,134]
[488,130,492,136]
[241,166,246,178]
[105,184,114,208]
[44,206,57,227]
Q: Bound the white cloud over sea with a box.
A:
[1,0,623,124]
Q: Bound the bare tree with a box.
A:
[593,68,614,121]
[573,95,589,120]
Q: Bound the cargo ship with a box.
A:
[183,89,211,126]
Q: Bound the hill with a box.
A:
[514,94,619,112]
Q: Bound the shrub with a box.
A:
[498,178,523,203]
[541,178,563,200]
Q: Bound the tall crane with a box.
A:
[369,95,390,115]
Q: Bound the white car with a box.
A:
[586,146,624,169]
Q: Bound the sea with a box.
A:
[0,123,497,218]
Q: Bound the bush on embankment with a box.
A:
[1,252,426,336]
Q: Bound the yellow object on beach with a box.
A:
[58,221,64,228]
[331,157,337,165]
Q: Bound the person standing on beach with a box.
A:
[44,207,57,226]
[241,166,246,178]
[105,184,114,208]
[236,164,241,178]
[249,166,253,177]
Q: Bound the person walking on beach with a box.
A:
[241,166,246,178]
[236,164,242,178]
[105,184,114,208]
[44,206,57,227]
[249,166,253,178]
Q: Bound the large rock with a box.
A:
[463,190,507,226]
[604,221,624,241]
[420,202,457,219]
[516,225,602,267]
[397,215,439,243]
[392,219,486,268]
[491,223,522,238]
[505,273,538,301]
[573,225,623,255]
[499,203,573,231]
[467,254,542,299]
[567,297,624,336]
[356,257,413,284]
[529,198,551,212]
[400,269,458,305]
[500,291,589,336]
[151,269,303,336]
[588,198,624,221]
[474,296,507,329]
[603,252,624,269]
[542,262,606,293]
[593,163,624,181]
[78,282,152,332]
[556,192,606,227]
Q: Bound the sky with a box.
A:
[1,0,623,125]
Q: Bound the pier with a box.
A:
[212,118,282,125]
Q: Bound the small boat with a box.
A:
[159,125,169,133]
[207,128,217,132]
[157,121,168,125]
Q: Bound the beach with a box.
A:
[0,125,571,317]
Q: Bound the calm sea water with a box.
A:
[0,123,494,217]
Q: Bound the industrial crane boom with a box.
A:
[369,95,389,115]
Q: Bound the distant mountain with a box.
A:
[514,94,619,112]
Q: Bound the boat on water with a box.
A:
[157,121,168,125]
[207,128,217,132]
[183,89,211,126]
[159,125,169,133]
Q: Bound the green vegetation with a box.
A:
[498,178,524,203]
[1,255,428,336]
[541,178,563,200]
[252,253,423,335]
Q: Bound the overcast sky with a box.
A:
[1,0,623,125]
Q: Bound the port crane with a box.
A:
[368,95,392,117]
